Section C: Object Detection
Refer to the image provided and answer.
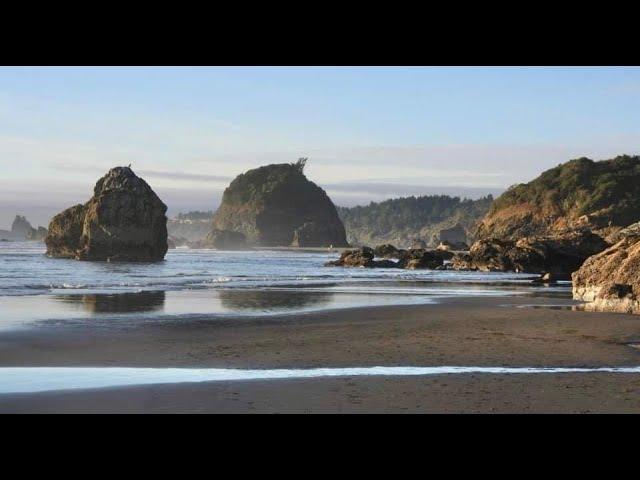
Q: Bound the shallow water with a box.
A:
[1,366,639,394]
[0,242,571,327]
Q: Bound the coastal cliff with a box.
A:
[476,155,640,241]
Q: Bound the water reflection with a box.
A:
[217,289,334,312]
[54,291,166,314]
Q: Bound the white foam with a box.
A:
[1,366,639,394]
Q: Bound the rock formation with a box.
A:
[397,248,454,269]
[26,226,47,241]
[476,156,640,241]
[325,247,398,268]
[374,244,401,258]
[11,216,34,238]
[572,226,640,314]
[210,159,348,247]
[326,245,453,270]
[45,167,168,261]
[451,230,608,275]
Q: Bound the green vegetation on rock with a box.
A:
[211,160,348,247]
[477,155,640,240]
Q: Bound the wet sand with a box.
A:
[1,295,640,413]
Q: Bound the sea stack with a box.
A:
[208,159,348,248]
[45,166,168,261]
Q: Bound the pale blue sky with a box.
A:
[2,66,640,227]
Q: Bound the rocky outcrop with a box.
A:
[325,247,398,268]
[204,229,247,250]
[437,240,469,251]
[476,156,640,241]
[326,246,453,270]
[11,216,33,238]
[374,244,401,258]
[452,230,608,275]
[398,249,454,270]
[26,226,47,241]
[3,215,47,241]
[572,229,640,314]
[210,160,348,248]
[45,167,168,261]
[607,221,640,244]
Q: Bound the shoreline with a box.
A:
[2,295,640,413]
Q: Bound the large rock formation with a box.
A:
[45,167,168,261]
[11,216,34,238]
[452,230,608,275]
[210,159,348,247]
[1,215,47,241]
[572,226,640,314]
[476,156,640,240]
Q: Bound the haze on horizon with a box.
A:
[2,66,640,228]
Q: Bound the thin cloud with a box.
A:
[138,170,232,183]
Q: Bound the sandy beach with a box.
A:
[1,295,640,413]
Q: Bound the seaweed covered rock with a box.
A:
[210,159,348,247]
[45,167,168,261]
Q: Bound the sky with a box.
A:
[2,66,640,228]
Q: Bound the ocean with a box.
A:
[0,242,572,328]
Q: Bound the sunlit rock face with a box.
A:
[476,156,640,241]
[573,228,640,314]
[46,167,168,261]
[210,161,348,248]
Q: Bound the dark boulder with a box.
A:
[325,247,400,268]
[398,249,454,269]
[46,167,168,261]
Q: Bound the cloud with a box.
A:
[136,170,232,183]
[323,182,502,200]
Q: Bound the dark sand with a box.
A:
[1,295,640,413]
